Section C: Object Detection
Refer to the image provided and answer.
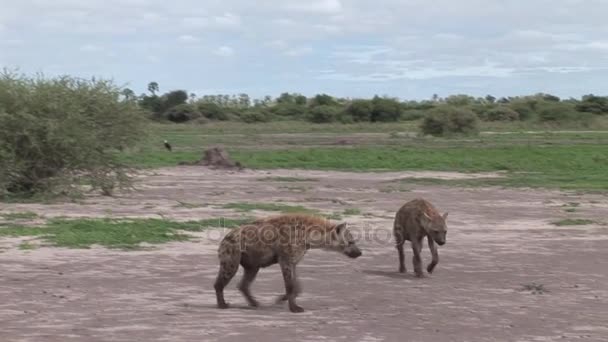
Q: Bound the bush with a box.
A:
[307,105,341,123]
[345,100,373,122]
[0,71,146,196]
[401,109,426,121]
[483,106,520,121]
[420,106,479,136]
[371,96,402,122]
[537,103,594,126]
[196,102,228,121]
[241,108,272,123]
[576,94,608,115]
[271,103,308,119]
[163,104,201,123]
[508,98,537,121]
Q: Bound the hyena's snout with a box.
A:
[344,245,362,258]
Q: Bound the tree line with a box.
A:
[128,82,608,127]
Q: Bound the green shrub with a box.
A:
[371,96,402,122]
[420,106,479,136]
[307,105,341,123]
[508,98,537,121]
[538,103,594,126]
[196,102,228,121]
[0,71,146,196]
[345,100,373,122]
[163,104,201,123]
[241,108,272,123]
[483,106,520,121]
[401,109,426,121]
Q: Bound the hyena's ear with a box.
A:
[443,212,449,220]
[334,222,347,234]
[422,212,432,220]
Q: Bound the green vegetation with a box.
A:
[0,217,251,249]
[0,70,146,198]
[1,211,39,220]
[421,106,480,136]
[229,145,607,191]
[135,83,608,131]
[551,219,596,226]
[343,208,362,216]
[18,242,36,250]
[222,202,318,214]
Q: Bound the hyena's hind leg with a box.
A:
[214,245,241,309]
[238,266,260,307]
[394,228,407,273]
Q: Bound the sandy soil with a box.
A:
[1,167,607,342]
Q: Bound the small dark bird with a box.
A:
[163,140,172,152]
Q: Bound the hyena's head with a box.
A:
[422,212,448,246]
[324,222,362,258]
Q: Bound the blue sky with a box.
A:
[1,0,607,100]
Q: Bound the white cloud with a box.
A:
[178,34,199,43]
[284,47,313,57]
[213,46,234,57]
[213,13,241,29]
[80,44,104,52]
[284,0,343,14]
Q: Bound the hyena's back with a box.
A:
[393,198,440,240]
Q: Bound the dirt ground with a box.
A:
[1,167,607,342]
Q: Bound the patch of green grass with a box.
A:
[0,217,251,250]
[19,242,36,250]
[229,145,607,191]
[564,208,578,213]
[257,177,319,182]
[551,219,595,226]
[222,202,318,214]
[343,208,362,216]
[1,212,39,220]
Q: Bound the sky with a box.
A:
[1,0,608,100]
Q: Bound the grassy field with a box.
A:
[116,121,608,192]
[0,217,251,250]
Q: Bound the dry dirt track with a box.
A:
[1,167,608,342]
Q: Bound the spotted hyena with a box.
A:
[213,214,362,313]
[393,198,448,277]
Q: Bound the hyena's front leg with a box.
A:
[279,258,304,313]
[426,237,439,274]
[394,230,406,273]
[411,238,424,278]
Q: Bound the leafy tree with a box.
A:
[0,71,145,196]
[147,81,159,96]
[162,90,188,110]
[421,106,479,136]
[310,94,337,107]
[121,88,135,101]
[345,99,373,122]
[294,95,307,106]
[371,96,402,122]
[163,104,202,123]
[576,94,608,115]
[308,105,341,123]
